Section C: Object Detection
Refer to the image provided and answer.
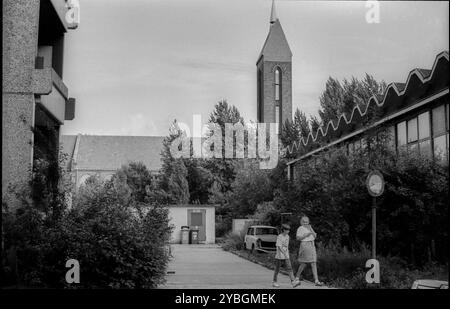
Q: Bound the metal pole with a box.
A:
[372,197,377,259]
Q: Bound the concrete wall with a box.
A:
[232,219,257,237]
[2,0,41,203]
[168,206,216,244]
[2,0,75,205]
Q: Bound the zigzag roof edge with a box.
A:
[292,51,449,150]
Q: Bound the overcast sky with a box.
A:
[61,0,449,137]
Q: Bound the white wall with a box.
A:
[232,219,257,237]
[169,206,215,244]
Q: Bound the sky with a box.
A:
[61,0,449,137]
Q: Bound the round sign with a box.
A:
[366,170,385,197]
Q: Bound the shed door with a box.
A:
[187,209,206,242]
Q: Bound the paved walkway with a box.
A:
[160,244,328,289]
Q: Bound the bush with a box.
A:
[221,232,244,251]
[215,215,232,238]
[2,162,172,288]
[272,138,449,265]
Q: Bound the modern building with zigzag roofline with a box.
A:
[285,51,449,180]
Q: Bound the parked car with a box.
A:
[411,279,448,289]
[244,225,278,252]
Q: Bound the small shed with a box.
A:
[168,204,216,244]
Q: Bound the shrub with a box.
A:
[272,138,448,265]
[215,215,232,238]
[221,232,244,251]
[251,202,280,226]
[1,161,172,288]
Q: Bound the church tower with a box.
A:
[257,0,292,132]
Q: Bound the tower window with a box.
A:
[275,68,281,101]
[258,69,263,122]
[274,67,282,133]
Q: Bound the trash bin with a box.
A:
[189,229,199,244]
[181,226,190,244]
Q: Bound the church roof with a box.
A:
[258,18,292,63]
[60,135,165,172]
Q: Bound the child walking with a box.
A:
[272,224,301,288]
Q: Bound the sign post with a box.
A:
[366,170,385,260]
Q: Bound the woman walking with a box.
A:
[295,216,324,286]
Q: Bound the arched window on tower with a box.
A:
[274,67,282,134]
[275,68,280,101]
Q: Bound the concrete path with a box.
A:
[160,244,328,289]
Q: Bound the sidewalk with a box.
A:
[161,244,328,289]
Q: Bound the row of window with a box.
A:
[288,101,449,181]
[346,103,449,163]
[396,103,449,161]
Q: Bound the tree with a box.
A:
[310,115,321,134]
[159,120,191,204]
[184,159,213,204]
[318,74,386,126]
[166,159,190,204]
[113,162,153,203]
[293,109,311,139]
[204,100,245,201]
[281,108,313,158]
[228,163,274,217]
[318,77,344,126]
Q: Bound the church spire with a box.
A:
[270,0,278,24]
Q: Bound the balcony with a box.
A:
[32,65,75,124]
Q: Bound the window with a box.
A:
[433,135,447,161]
[409,142,419,154]
[387,126,396,149]
[407,117,418,142]
[432,104,449,162]
[397,121,407,147]
[432,105,446,136]
[418,112,430,139]
[419,140,431,158]
[255,228,278,235]
[397,113,432,156]
[275,68,281,101]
